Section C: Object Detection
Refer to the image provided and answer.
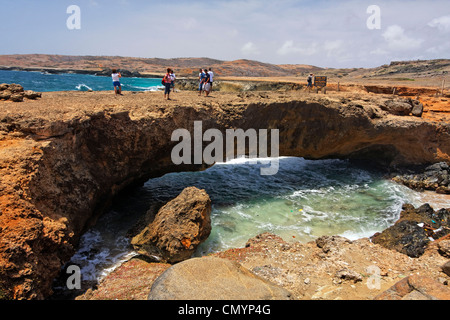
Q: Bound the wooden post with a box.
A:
[337,82,340,92]
[393,88,396,96]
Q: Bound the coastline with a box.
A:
[0,66,163,79]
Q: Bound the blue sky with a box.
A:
[1,0,449,67]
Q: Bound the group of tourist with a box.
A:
[198,68,214,97]
[111,67,214,100]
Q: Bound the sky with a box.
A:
[1,0,449,68]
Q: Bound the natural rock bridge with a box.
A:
[0,90,449,299]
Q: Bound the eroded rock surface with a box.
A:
[131,187,211,263]
[147,256,293,300]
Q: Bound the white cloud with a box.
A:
[276,40,317,56]
[241,42,260,55]
[370,48,388,55]
[382,25,423,51]
[181,17,198,30]
[426,42,450,55]
[428,15,450,32]
[227,29,239,38]
[323,40,344,57]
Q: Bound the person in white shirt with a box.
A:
[111,69,122,95]
[170,70,176,92]
[208,68,214,92]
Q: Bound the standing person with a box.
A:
[112,69,122,95]
[306,73,313,91]
[202,68,211,97]
[170,69,176,93]
[163,68,173,100]
[198,68,206,96]
[208,68,214,92]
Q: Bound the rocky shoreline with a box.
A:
[0,87,450,300]
[76,201,450,300]
[391,162,450,194]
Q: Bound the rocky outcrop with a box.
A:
[380,98,424,117]
[1,90,450,299]
[0,84,41,102]
[131,187,212,263]
[374,275,450,300]
[147,256,293,300]
[371,204,450,257]
[392,162,450,194]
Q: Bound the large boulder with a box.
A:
[148,256,293,300]
[409,99,424,117]
[381,99,413,116]
[371,204,450,257]
[131,187,212,263]
[371,220,429,257]
[374,275,450,300]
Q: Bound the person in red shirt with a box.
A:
[163,68,173,100]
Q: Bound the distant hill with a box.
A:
[0,55,448,87]
[318,59,450,80]
[0,54,322,78]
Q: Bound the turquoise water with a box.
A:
[64,157,450,284]
[0,70,162,92]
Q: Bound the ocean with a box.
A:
[0,69,163,92]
